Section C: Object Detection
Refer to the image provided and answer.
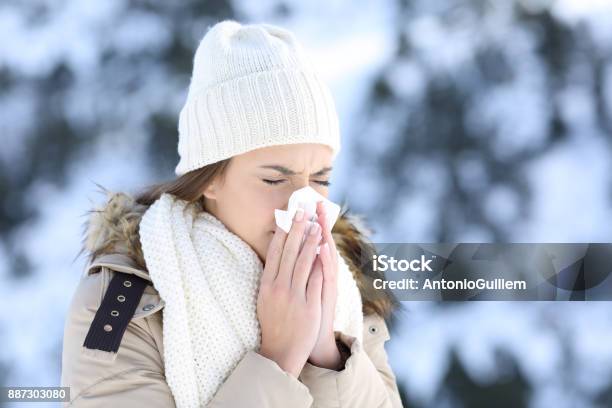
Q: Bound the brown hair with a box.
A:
[76,159,231,268]
[133,159,231,209]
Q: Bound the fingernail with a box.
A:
[294,208,304,221]
[309,222,320,235]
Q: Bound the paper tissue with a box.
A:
[274,186,341,254]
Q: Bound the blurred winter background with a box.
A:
[1,0,611,407]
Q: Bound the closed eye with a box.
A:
[262,179,284,185]
[262,179,331,186]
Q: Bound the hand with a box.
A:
[307,201,343,370]
[257,206,324,377]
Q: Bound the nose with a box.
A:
[293,178,310,190]
[288,185,321,219]
[279,180,310,212]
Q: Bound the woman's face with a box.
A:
[203,143,334,263]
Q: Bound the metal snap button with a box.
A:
[369,325,378,334]
[110,310,119,317]
[104,324,113,332]
[142,304,155,311]
[117,295,126,302]
[123,280,132,287]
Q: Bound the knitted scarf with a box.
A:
[139,193,364,408]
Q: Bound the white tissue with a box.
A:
[274,186,341,254]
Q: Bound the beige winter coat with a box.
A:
[61,191,404,407]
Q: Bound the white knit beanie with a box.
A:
[175,19,342,176]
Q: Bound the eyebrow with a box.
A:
[259,165,333,176]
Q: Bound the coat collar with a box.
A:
[78,190,399,318]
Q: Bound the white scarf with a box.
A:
[139,193,364,408]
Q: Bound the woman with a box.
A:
[61,19,403,407]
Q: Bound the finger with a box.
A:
[276,206,309,288]
[319,243,338,323]
[316,201,328,230]
[306,255,324,305]
[261,223,287,285]
[316,201,338,264]
[291,221,322,296]
[319,242,337,287]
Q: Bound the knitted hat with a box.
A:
[175,19,342,176]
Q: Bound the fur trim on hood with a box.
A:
[77,187,400,319]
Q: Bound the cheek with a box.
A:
[234,184,281,234]
[313,185,329,199]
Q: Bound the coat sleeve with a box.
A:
[60,270,176,407]
[298,313,404,408]
[61,269,314,408]
[206,351,313,407]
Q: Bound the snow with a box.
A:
[513,135,612,241]
[1,0,612,407]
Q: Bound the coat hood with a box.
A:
[77,187,399,318]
